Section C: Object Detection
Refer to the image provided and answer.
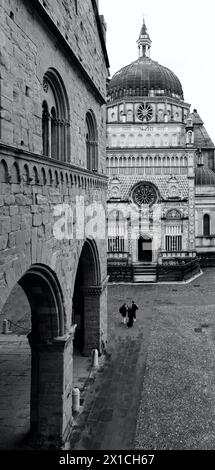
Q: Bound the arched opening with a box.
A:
[42,69,70,162]
[86,111,98,172]
[51,106,57,159]
[42,101,49,157]
[0,159,8,182]
[0,265,67,449]
[72,239,101,357]
[203,214,210,236]
[138,236,152,262]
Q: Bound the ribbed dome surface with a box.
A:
[195,165,215,185]
[108,57,184,101]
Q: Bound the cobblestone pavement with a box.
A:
[71,269,215,450]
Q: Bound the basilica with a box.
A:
[107,19,215,282]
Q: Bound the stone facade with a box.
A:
[0,0,109,448]
[106,19,214,282]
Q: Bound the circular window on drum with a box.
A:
[132,182,157,206]
[136,103,153,122]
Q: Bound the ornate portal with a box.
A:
[132,182,157,206]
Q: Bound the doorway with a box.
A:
[138,236,152,262]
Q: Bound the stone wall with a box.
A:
[0,0,108,447]
[0,0,107,171]
[0,146,107,336]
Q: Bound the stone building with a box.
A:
[106,19,215,282]
[0,0,109,448]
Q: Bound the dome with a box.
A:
[107,56,184,102]
[195,165,215,186]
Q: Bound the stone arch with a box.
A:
[72,238,101,355]
[0,264,68,448]
[54,170,59,186]
[48,169,53,186]
[33,166,39,185]
[60,171,64,185]
[42,68,70,162]
[23,164,30,184]
[41,167,47,185]
[18,264,65,339]
[0,159,9,182]
[11,161,20,183]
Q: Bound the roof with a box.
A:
[189,110,215,148]
[194,127,215,148]
[195,165,215,185]
[107,57,184,102]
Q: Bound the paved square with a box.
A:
[1,269,215,449]
[72,269,215,450]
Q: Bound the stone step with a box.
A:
[133,274,157,283]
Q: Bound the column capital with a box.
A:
[82,277,109,296]
[82,285,102,296]
[27,328,76,351]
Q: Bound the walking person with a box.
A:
[131,300,139,322]
[119,303,128,325]
[127,306,134,328]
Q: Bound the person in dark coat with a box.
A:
[119,303,128,324]
[127,301,139,328]
[127,307,134,328]
[131,300,138,322]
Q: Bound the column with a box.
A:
[81,286,102,356]
[82,280,108,356]
[28,328,75,448]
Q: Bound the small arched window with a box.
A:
[42,68,70,162]
[86,111,98,172]
[51,107,57,160]
[203,214,210,236]
[42,101,49,157]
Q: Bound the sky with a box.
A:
[99,0,215,143]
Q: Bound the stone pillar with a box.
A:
[82,286,102,356]
[82,279,108,356]
[28,327,75,449]
[48,116,51,158]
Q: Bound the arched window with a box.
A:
[51,107,57,160]
[203,214,210,236]
[42,101,49,157]
[86,111,98,171]
[107,210,126,252]
[42,68,70,162]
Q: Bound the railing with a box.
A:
[160,250,197,259]
[107,166,187,176]
[196,236,215,247]
[107,251,129,260]
[0,143,108,190]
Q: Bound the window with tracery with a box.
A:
[107,210,126,252]
[86,111,98,171]
[132,182,157,206]
[42,68,70,162]
[165,225,182,251]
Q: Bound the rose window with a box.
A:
[136,103,153,122]
[133,183,157,206]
